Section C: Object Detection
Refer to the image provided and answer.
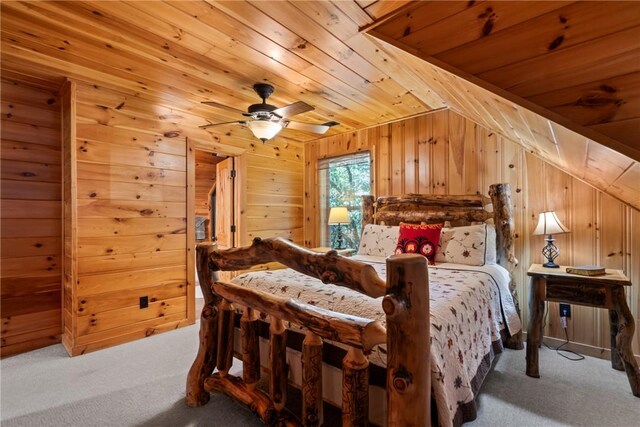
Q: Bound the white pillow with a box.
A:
[435,223,496,266]
[357,224,399,257]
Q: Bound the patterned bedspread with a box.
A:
[232,255,522,427]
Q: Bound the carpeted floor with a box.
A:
[1,324,638,426]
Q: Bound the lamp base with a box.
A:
[335,224,344,250]
[541,235,560,269]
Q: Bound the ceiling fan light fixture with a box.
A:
[247,120,282,142]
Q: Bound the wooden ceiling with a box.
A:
[1,1,638,209]
[368,1,640,160]
[0,0,445,144]
[362,0,639,210]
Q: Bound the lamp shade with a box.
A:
[328,207,349,225]
[533,211,570,235]
[247,120,282,142]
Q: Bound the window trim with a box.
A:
[317,150,372,249]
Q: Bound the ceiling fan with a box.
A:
[200,83,339,142]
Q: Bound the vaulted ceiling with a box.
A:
[1,1,638,209]
[367,1,640,159]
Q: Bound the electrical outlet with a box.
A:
[140,296,149,309]
[559,303,571,318]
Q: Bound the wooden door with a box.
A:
[215,157,235,249]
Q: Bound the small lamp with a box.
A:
[328,207,350,249]
[533,211,570,268]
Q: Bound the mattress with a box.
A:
[231,255,522,427]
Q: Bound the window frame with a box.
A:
[317,151,372,249]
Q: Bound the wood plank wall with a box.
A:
[62,82,192,355]
[304,109,640,357]
[242,153,304,245]
[58,81,303,355]
[1,79,62,357]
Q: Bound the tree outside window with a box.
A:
[318,152,371,249]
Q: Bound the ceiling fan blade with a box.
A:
[284,120,330,134]
[199,120,246,129]
[201,101,244,115]
[272,101,314,118]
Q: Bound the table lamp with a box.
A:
[533,211,570,268]
[328,206,349,249]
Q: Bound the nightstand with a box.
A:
[310,246,355,257]
[526,264,639,397]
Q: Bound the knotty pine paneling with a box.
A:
[62,82,191,355]
[60,81,303,355]
[304,109,640,357]
[1,78,62,357]
[371,1,640,158]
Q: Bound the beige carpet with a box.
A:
[1,324,639,426]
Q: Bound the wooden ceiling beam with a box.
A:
[362,0,413,21]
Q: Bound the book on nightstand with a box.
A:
[566,265,606,276]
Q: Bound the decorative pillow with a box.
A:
[394,222,443,265]
[435,223,497,266]
[357,224,400,257]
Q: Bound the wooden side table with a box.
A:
[526,264,640,397]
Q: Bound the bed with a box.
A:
[186,183,523,427]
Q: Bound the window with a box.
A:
[318,152,371,249]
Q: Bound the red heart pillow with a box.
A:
[395,222,444,265]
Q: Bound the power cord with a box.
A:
[542,303,585,361]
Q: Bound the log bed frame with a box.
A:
[187,183,523,426]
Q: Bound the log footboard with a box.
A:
[187,239,430,426]
[188,183,522,425]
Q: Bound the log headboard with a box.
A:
[361,183,522,348]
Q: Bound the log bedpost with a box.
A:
[342,347,369,427]
[186,243,220,407]
[269,317,288,412]
[241,307,261,389]
[362,195,375,228]
[489,183,524,350]
[216,299,235,376]
[384,254,430,426]
[302,331,323,427]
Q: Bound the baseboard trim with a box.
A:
[522,332,640,364]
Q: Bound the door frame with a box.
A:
[213,155,236,249]
[187,138,245,322]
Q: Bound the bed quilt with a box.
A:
[232,257,521,427]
